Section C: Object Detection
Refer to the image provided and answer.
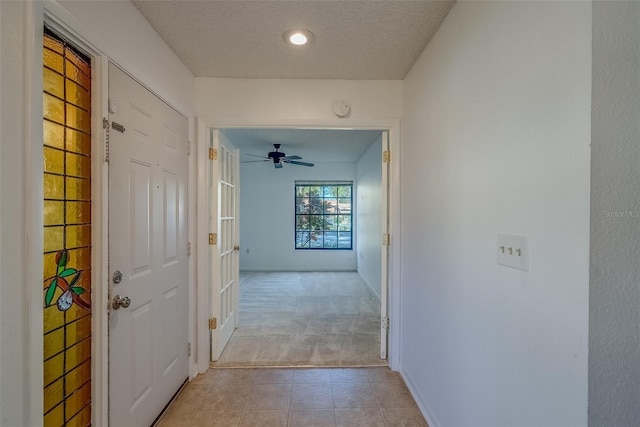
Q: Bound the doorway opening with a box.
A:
[208,128,390,367]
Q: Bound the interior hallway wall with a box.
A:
[0,2,30,424]
[356,135,383,298]
[589,2,640,425]
[401,1,591,425]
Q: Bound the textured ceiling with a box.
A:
[131,0,455,79]
[223,128,382,163]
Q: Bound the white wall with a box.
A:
[589,2,640,426]
[356,135,383,297]
[57,0,194,114]
[401,2,591,426]
[237,154,358,271]
[196,78,402,121]
[0,1,195,424]
[0,2,30,424]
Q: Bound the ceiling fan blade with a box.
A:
[245,153,269,159]
[274,162,283,169]
[240,159,271,163]
[284,160,314,167]
[283,155,302,160]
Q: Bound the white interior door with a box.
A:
[108,63,188,426]
[381,131,390,359]
[210,129,240,361]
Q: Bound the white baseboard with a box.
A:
[401,368,442,427]
[357,270,381,300]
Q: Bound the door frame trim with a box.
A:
[195,117,402,371]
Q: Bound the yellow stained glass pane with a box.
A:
[43,68,64,99]
[65,61,90,91]
[44,36,63,54]
[44,377,63,413]
[66,402,90,427]
[43,401,63,427]
[44,326,64,358]
[66,127,90,155]
[65,50,90,77]
[43,147,64,175]
[44,301,65,334]
[65,382,91,423]
[43,226,64,253]
[68,248,91,271]
[43,252,58,281]
[66,201,91,225]
[65,152,90,178]
[44,174,64,200]
[43,49,64,74]
[66,177,90,201]
[44,201,64,226]
[66,225,91,248]
[64,359,90,396]
[43,93,64,125]
[43,120,65,150]
[65,337,91,372]
[65,300,91,323]
[44,32,93,426]
[65,316,91,349]
[66,79,90,111]
[66,104,90,133]
[43,352,64,386]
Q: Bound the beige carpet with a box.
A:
[212,271,386,367]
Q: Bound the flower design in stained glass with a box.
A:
[43,249,90,311]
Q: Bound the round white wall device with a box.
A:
[333,100,351,118]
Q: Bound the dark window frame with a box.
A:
[294,181,353,250]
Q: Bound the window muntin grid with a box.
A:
[295,181,353,250]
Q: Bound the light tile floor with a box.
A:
[157,367,428,427]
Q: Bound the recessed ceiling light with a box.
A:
[283,29,314,47]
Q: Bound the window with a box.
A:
[295,181,353,249]
[43,29,93,426]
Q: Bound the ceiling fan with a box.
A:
[241,143,314,169]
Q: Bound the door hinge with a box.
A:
[209,148,217,160]
[383,233,391,246]
[187,342,191,357]
[209,317,217,330]
[209,233,217,245]
[186,241,191,257]
[383,150,390,163]
[187,140,191,156]
[382,317,390,330]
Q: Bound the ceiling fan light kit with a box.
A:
[241,143,314,169]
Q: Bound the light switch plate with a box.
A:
[497,233,529,271]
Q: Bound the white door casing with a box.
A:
[210,129,240,361]
[194,117,401,371]
[380,131,390,359]
[108,63,188,426]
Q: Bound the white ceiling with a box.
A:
[131,1,454,163]
[223,128,382,164]
[131,0,455,80]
